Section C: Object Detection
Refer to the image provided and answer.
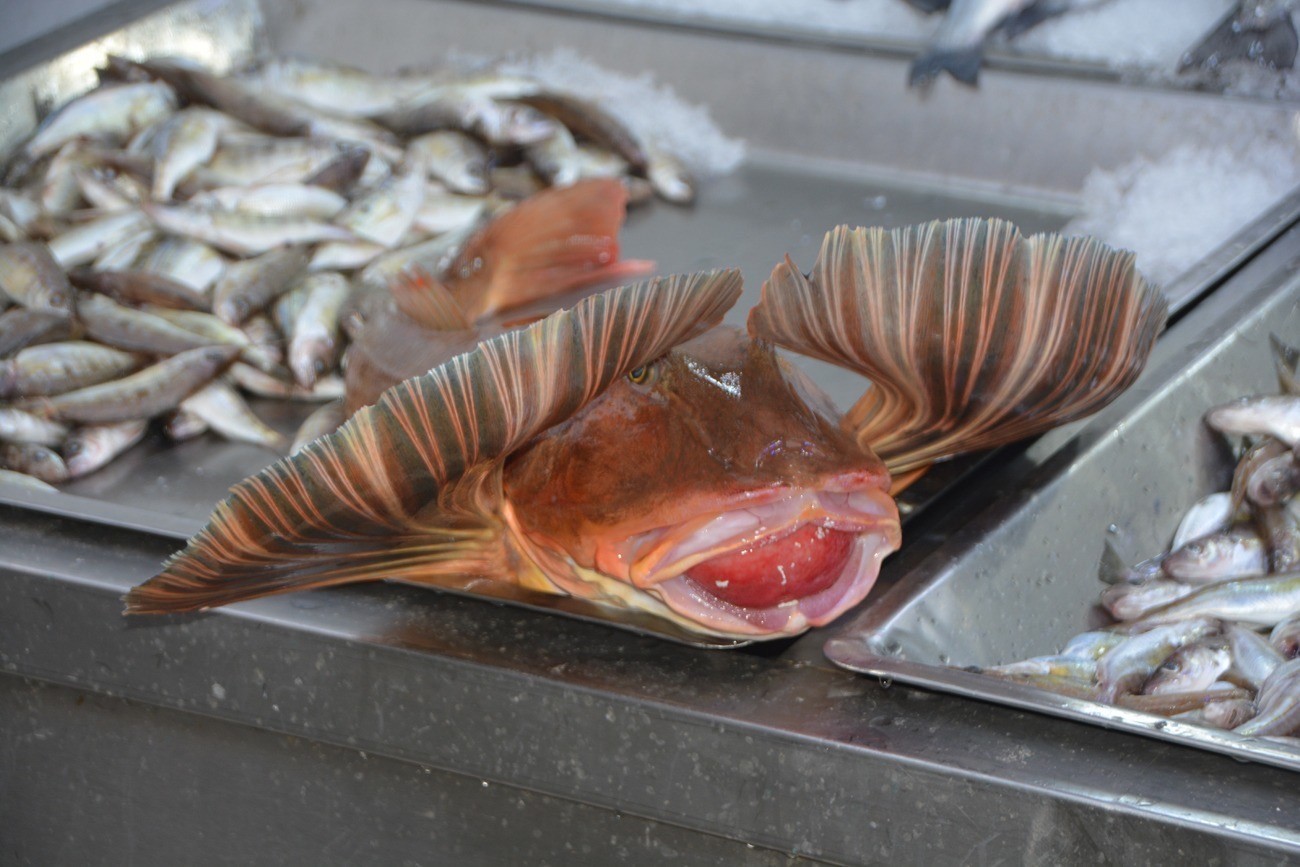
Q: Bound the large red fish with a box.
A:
[126,186,1166,641]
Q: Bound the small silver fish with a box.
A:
[0,340,141,398]
[336,169,425,248]
[0,442,68,484]
[134,236,227,294]
[147,107,224,201]
[1171,492,1235,551]
[0,407,69,446]
[63,419,149,478]
[22,81,177,160]
[1101,579,1198,621]
[0,308,74,357]
[287,272,349,388]
[1271,616,1300,658]
[1059,630,1127,660]
[212,247,310,324]
[1174,698,1257,730]
[1162,527,1268,584]
[1206,395,1300,446]
[1142,642,1232,696]
[76,293,218,355]
[48,211,150,268]
[143,203,354,257]
[27,345,241,425]
[0,467,58,493]
[1096,619,1218,702]
[189,183,348,220]
[163,408,208,442]
[1224,622,1284,690]
[228,361,345,402]
[1136,572,1300,629]
[1234,657,1300,737]
[0,242,75,317]
[405,130,491,195]
[179,381,287,451]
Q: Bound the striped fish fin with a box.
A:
[448,178,655,320]
[748,219,1167,475]
[126,269,743,613]
[390,267,472,331]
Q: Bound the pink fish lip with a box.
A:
[623,484,900,595]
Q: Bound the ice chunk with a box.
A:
[1065,132,1300,286]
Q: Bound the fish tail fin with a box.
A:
[448,178,655,319]
[1180,8,1298,72]
[127,270,742,615]
[909,46,983,87]
[749,219,1167,476]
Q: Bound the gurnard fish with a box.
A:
[126,202,1166,640]
[907,0,1107,87]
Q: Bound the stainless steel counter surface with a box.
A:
[3,0,1300,862]
[3,482,1300,863]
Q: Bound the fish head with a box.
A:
[502,325,901,638]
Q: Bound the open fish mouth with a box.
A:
[628,488,901,636]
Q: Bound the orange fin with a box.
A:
[447,178,655,320]
[125,269,743,614]
[390,267,472,331]
[749,219,1167,474]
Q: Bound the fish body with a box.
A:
[143,203,353,257]
[69,268,209,310]
[189,183,348,220]
[1206,395,1300,446]
[148,107,224,200]
[0,407,68,446]
[287,272,349,388]
[1135,572,1300,628]
[0,442,68,484]
[1225,623,1285,689]
[1171,491,1235,551]
[0,308,73,356]
[180,382,287,451]
[0,341,141,398]
[1235,657,1300,737]
[48,211,150,268]
[1272,616,1300,658]
[1162,527,1267,584]
[1096,619,1218,703]
[28,345,240,424]
[128,214,1166,640]
[243,56,438,117]
[211,247,310,324]
[0,243,74,316]
[405,131,491,194]
[23,82,177,160]
[1142,643,1232,695]
[63,419,149,478]
[1101,579,1196,621]
[76,293,218,354]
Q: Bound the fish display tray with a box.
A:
[824,218,1300,773]
[2,0,1300,648]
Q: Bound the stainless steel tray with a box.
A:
[825,218,1300,773]
[3,0,1300,646]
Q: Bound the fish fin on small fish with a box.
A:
[748,219,1168,475]
[908,46,984,88]
[1271,334,1300,396]
[390,267,473,331]
[899,0,952,14]
[126,270,742,614]
[1179,7,1299,72]
[446,178,655,319]
[1099,539,1135,586]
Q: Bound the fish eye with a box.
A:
[627,364,654,386]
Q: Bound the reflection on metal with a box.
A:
[826,220,1300,773]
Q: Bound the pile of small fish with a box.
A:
[968,336,1300,743]
[0,52,699,490]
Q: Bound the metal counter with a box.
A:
[3,0,1300,863]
